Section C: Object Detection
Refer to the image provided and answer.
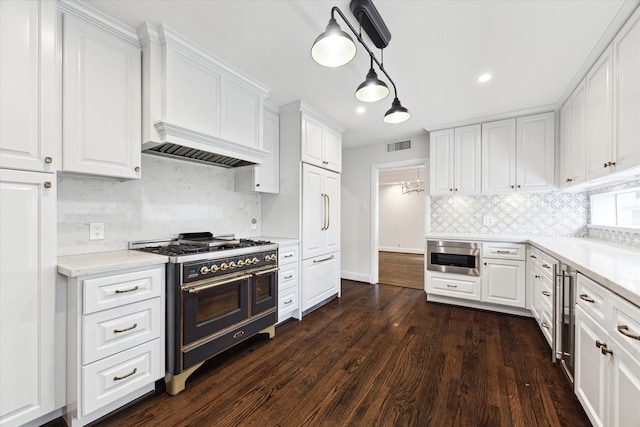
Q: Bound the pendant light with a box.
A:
[383,97,411,124]
[355,58,389,102]
[310,2,411,124]
[311,17,357,68]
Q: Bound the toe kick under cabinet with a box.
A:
[62,264,165,427]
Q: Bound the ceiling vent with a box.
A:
[386,140,411,153]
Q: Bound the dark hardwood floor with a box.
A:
[88,280,589,427]
[378,251,424,289]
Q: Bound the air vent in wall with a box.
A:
[386,140,411,153]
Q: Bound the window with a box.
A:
[590,187,640,228]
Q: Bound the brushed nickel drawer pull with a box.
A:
[115,285,139,294]
[284,254,294,258]
[542,264,551,269]
[542,291,551,297]
[496,250,511,254]
[313,255,334,263]
[617,325,640,341]
[113,368,137,381]
[284,275,293,279]
[530,254,538,259]
[579,294,595,303]
[446,284,458,288]
[596,340,613,356]
[233,330,245,339]
[284,299,293,305]
[541,322,550,329]
[114,323,138,334]
[534,274,541,279]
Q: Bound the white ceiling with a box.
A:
[86,0,629,148]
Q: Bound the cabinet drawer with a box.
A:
[528,246,558,278]
[83,266,163,314]
[278,245,299,265]
[426,272,481,301]
[82,339,162,416]
[538,307,554,347]
[278,263,298,291]
[576,273,611,324]
[83,298,162,364]
[611,294,640,356]
[278,286,299,315]
[483,242,526,260]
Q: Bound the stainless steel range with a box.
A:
[130,232,279,395]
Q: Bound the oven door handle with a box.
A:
[254,267,280,276]
[184,273,253,294]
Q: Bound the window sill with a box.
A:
[587,224,640,234]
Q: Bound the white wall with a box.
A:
[379,183,426,252]
[57,155,261,255]
[341,134,429,282]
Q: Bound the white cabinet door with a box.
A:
[0,0,59,173]
[570,81,587,185]
[612,6,640,174]
[585,45,614,181]
[575,305,610,427]
[301,114,324,168]
[482,259,525,308]
[302,164,340,259]
[429,129,454,195]
[301,253,339,312]
[481,119,516,193]
[63,14,141,179]
[516,112,555,192]
[559,99,573,187]
[454,124,482,194]
[0,169,57,426]
[609,344,640,427]
[323,126,342,173]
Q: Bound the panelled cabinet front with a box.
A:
[62,12,141,179]
[302,163,340,260]
[0,169,57,427]
[301,113,342,173]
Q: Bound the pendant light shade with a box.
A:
[311,18,357,67]
[355,67,389,102]
[383,97,411,124]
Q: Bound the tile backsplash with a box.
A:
[57,155,261,256]
[430,192,589,236]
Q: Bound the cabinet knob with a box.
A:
[609,161,616,167]
[449,188,453,192]
[604,162,609,168]
[566,178,573,182]
[44,156,53,164]
[517,185,521,188]
[256,183,260,187]
[511,185,515,189]
[454,188,458,192]
[44,181,52,189]
[484,262,487,266]
[134,166,141,172]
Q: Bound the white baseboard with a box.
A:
[379,247,424,254]
[341,271,371,283]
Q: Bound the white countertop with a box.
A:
[58,250,168,277]
[425,233,640,307]
[258,236,301,245]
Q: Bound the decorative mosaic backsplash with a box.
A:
[430,192,589,236]
[586,179,640,248]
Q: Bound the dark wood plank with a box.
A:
[378,251,424,289]
[84,280,589,427]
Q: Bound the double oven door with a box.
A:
[181,267,277,348]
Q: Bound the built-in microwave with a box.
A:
[426,240,481,276]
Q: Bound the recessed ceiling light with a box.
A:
[356,106,366,114]
[478,73,492,83]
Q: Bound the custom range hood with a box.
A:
[138,23,271,168]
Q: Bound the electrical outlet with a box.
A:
[251,218,257,230]
[90,222,104,240]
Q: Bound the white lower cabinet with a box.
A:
[575,273,640,427]
[0,169,59,427]
[277,242,301,323]
[63,265,165,427]
[481,243,526,308]
[426,271,481,301]
[301,253,340,312]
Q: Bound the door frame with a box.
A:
[370,159,429,284]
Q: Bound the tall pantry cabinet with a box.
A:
[0,1,62,426]
[262,101,343,314]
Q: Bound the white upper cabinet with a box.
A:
[481,119,516,193]
[235,104,280,193]
[430,125,481,195]
[612,6,640,174]
[301,113,342,173]
[585,45,614,181]
[560,80,586,188]
[481,113,554,194]
[61,3,142,179]
[0,0,60,173]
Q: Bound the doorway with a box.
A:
[370,160,428,289]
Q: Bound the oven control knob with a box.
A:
[245,258,252,265]
[237,259,245,267]
[229,261,237,269]
[200,266,209,274]
[220,263,229,271]
[210,264,220,272]
[265,254,275,261]
[251,257,259,264]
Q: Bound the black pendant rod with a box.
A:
[331,6,399,98]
